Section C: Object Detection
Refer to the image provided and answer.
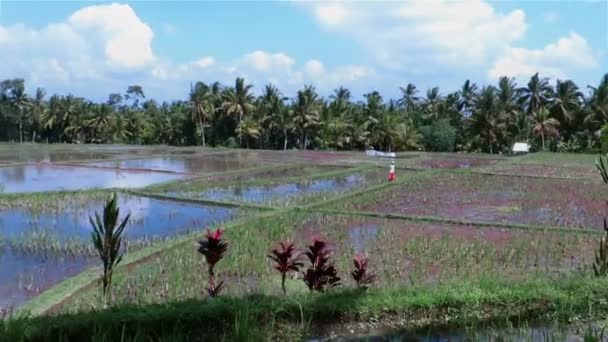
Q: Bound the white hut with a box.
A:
[512,142,530,154]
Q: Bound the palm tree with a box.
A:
[235,116,260,149]
[458,80,478,117]
[423,87,443,121]
[551,79,583,126]
[470,86,507,154]
[189,82,214,147]
[530,106,560,150]
[398,83,419,113]
[520,73,553,115]
[222,78,256,147]
[395,119,421,151]
[292,85,320,150]
[260,85,292,150]
[29,88,46,143]
[85,103,113,142]
[586,74,608,131]
[8,80,30,143]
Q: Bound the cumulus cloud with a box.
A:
[0,3,376,99]
[488,32,599,80]
[303,0,527,70]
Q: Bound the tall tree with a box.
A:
[520,73,553,115]
[222,78,256,147]
[530,106,560,150]
[189,82,214,147]
[292,85,320,150]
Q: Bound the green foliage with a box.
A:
[90,192,130,306]
[1,73,607,153]
[420,119,456,152]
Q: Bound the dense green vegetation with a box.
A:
[4,276,608,341]
[1,73,607,153]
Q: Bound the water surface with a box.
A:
[0,164,184,193]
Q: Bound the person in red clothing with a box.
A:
[388,160,396,181]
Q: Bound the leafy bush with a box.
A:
[90,192,130,307]
[268,241,303,295]
[197,228,228,297]
[302,237,341,292]
[351,253,376,289]
[420,119,456,152]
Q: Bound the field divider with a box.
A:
[123,190,277,211]
[297,207,603,235]
[471,170,598,182]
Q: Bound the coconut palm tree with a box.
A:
[259,85,292,150]
[222,78,256,147]
[189,82,214,147]
[29,88,46,143]
[8,80,30,143]
[551,79,583,126]
[292,85,320,150]
[470,86,507,154]
[530,106,560,150]
[520,73,554,115]
[236,116,260,149]
[423,87,443,121]
[458,80,478,117]
[398,83,419,114]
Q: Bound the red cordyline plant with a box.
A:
[351,253,376,289]
[302,237,341,292]
[197,228,227,297]
[268,241,303,295]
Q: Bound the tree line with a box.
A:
[1,73,607,153]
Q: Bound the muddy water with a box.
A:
[87,155,261,174]
[0,195,236,308]
[313,325,588,341]
[0,164,184,193]
[171,173,372,204]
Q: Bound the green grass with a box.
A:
[5,275,608,341]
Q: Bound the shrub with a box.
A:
[197,228,228,297]
[302,237,340,292]
[90,192,130,307]
[268,241,303,295]
[351,253,376,289]
[420,119,456,152]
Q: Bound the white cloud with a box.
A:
[67,3,155,68]
[488,32,599,80]
[195,57,216,68]
[543,11,560,23]
[304,59,325,77]
[240,50,295,73]
[303,0,527,70]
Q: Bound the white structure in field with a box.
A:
[512,142,530,154]
[365,149,396,158]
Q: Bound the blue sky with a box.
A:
[0,1,606,102]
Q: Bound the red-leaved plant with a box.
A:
[197,228,227,297]
[302,237,341,292]
[268,241,303,295]
[351,253,376,289]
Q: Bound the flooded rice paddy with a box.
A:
[0,164,185,193]
[0,192,236,307]
[165,170,385,206]
[86,154,262,174]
